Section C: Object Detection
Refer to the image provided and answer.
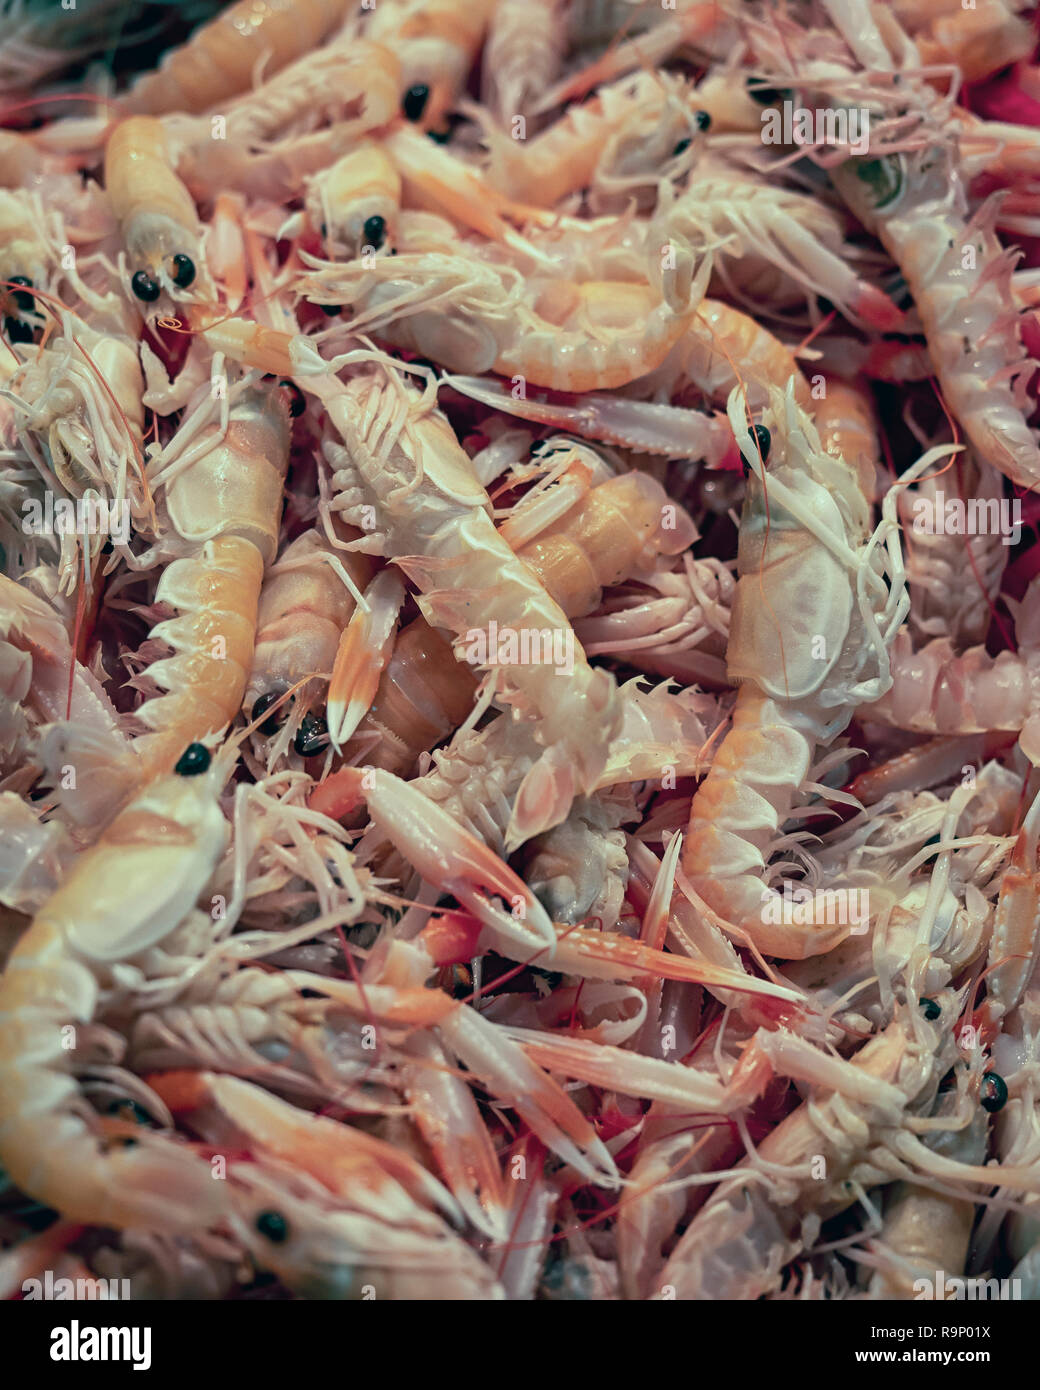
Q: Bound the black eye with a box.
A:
[5,317,34,343]
[170,253,196,288]
[694,110,711,131]
[174,742,211,776]
[403,83,430,121]
[919,997,941,1021]
[131,270,160,302]
[745,79,792,106]
[294,712,329,757]
[672,138,691,157]
[8,275,33,312]
[980,1072,1008,1113]
[252,690,288,735]
[278,378,305,417]
[256,1210,289,1243]
[751,424,771,461]
[742,423,771,475]
[362,215,386,249]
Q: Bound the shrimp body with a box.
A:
[865,574,1040,759]
[386,713,539,862]
[135,385,291,776]
[13,318,145,478]
[352,617,479,778]
[228,1160,505,1299]
[682,385,907,958]
[575,553,734,688]
[814,374,882,505]
[493,278,699,393]
[366,0,498,131]
[307,251,704,392]
[658,1005,956,1299]
[256,917,623,1181]
[329,836,793,1010]
[619,1113,743,1300]
[103,117,212,305]
[642,298,812,412]
[867,1107,988,1298]
[0,189,58,297]
[834,145,1040,491]
[482,0,567,125]
[151,1069,505,1299]
[319,370,620,843]
[124,0,353,116]
[129,964,374,1093]
[967,793,1040,1266]
[484,70,700,208]
[683,689,845,959]
[157,385,290,565]
[0,575,126,778]
[305,142,402,260]
[893,0,1034,83]
[513,468,696,618]
[869,635,1040,751]
[351,467,692,777]
[381,679,709,873]
[547,2,740,107]
[378,124,555,252]
[652,172,904,329]
[899,455,1008,647]
[220,39,402,147]
[247,524,373,721]
[0,762,231,1230]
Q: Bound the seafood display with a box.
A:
[3,0,1040,1305]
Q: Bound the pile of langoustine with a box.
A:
[3,0,1040,1303]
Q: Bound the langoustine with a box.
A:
[1,0,1039,1307]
